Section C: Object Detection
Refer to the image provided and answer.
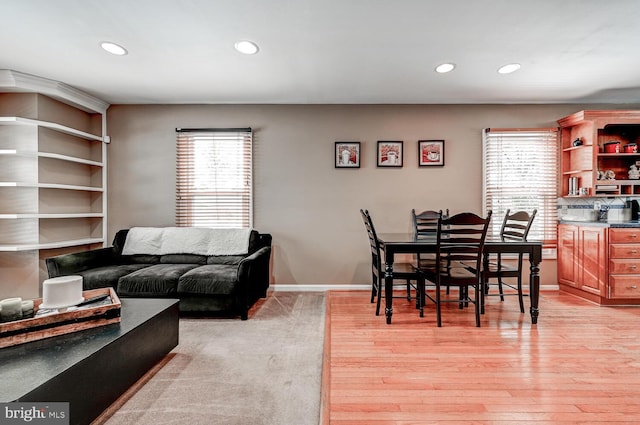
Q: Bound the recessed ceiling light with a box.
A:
[435,63,455,73]
[234,40,259,55]
[100,42,128,56]
[497,63,521,74]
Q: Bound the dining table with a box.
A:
[376,232,543,325]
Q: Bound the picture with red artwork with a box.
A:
[335,142,360,168]
[418,140,445,167]
[377,141,403,167]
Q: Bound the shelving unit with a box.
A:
[0,70,109,299]
[593,152,640,195]
[558,110,640,198]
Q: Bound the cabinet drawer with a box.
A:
[609,259,640,274]
[610,244,640,259]
[609,228,640,243]
[609,275,640,298]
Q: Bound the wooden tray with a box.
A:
[0,287,121,348]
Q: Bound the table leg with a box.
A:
[481,253,490,314]
[384,254,394,324]
[529,257,540,324]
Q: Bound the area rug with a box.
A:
[98,292,325,425]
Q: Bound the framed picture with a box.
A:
[335,141,361,168]
[418,140,445,166]
[377,141,403,167]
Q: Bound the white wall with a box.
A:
[106,103,640,287]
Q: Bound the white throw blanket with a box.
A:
[122,227,252,256]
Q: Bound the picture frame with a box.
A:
[377,141,403,167]
[335,141,361,168]
[418,140,445,167]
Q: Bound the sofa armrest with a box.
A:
[237,246,271,288]
[258,233,272,250]
[45,247,117,278]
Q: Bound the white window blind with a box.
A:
[483,128,559,248]
[176,128,253,228]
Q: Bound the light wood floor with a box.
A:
[321,289,640,424]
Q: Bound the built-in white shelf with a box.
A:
[0,71,108,299]
[0,238,104,252]
[0,182,103,192]
[0,213,103,219]
[39,152,103,166]
[0,116,103,142]
[0,149,103,167]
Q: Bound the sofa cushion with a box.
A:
[161,254,208,264]
[76,264,154,291]
[118,264,200,297]
[206,255,244,265]
[121,254,161,264]
[177,264,238,296]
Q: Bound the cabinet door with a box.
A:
[578,226,607,295]
[557,224,578,286]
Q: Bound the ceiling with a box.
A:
[3,0,640,105]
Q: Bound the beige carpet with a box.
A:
[96,292,325,425]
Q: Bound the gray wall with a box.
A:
[106,103,640,287]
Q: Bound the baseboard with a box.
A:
[269,284,560,292]
[269,284,370,292]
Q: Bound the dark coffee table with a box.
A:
[0,298,179,425]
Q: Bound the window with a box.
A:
[176,128,252,228]
[483,128,558,249]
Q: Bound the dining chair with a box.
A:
[412,208,452,292]
[416,211,492,327]
[411,208,450,263]
[412,209,440,268]
[360,209,419,316]
[482,209,537,313]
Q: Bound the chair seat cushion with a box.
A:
[485,262,519,273]
[460,260,518,274]
[118,264,200,296]
[417,257,437,268]
[423,261,477,281]
[391,262,419,275]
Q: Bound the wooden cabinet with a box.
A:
[558,110,640,197]
[557,224,607,299]
[577,226,607,295]
[608,228,640,299]
[0,70,109,299]
[557,224,578,286]
[559,224,640,304]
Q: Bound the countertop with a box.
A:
[558,219,640,228]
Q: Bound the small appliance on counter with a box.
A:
[597,205,610,222]
[631,199,640,221]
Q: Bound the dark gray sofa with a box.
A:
[45,228,272,320]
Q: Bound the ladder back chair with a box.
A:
[412,208,450,266]
[412,208,452,295]
[483,209,537,313]
[360,209,419,316]
[417,211,492,327]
